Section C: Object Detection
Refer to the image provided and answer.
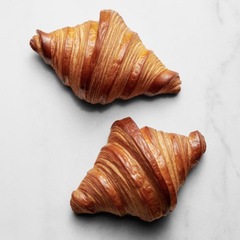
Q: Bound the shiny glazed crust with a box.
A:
[70,117,206,221]
[30,10,181,104]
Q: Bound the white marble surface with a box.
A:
[1,0,240,239]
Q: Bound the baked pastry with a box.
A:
[30,10,181,104]
[70,117,206,221]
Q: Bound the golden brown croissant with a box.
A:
[30,10,181,104]
[70,117,206,221]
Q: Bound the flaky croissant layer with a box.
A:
[70,117,206,222]
[30,10,181,104]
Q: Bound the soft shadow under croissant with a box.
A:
[70,117,206,222]
[30,9,181,104]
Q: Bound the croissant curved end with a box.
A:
[146,69,181,96]
[30,30,52,65]
[70,190,96,214]
[29,36,38,52]
[188,131,207,167]
[160,69,181,94]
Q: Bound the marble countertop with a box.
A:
[1,0,240,239]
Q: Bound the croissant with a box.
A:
[30,10,181,104]
[70,117,206,222]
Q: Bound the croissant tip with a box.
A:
[70,190,96,214]
[168,71,181,94]
[29,37,37,52]
[30,29,52,64]
[29,29,41,52]
[189,130,206,166]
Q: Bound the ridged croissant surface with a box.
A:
[71,117,206,222]
[30,10,181,104]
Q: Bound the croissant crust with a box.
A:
[70,117,206,221]
[30,10,181,104]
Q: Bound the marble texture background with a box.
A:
[0,0,240,239]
